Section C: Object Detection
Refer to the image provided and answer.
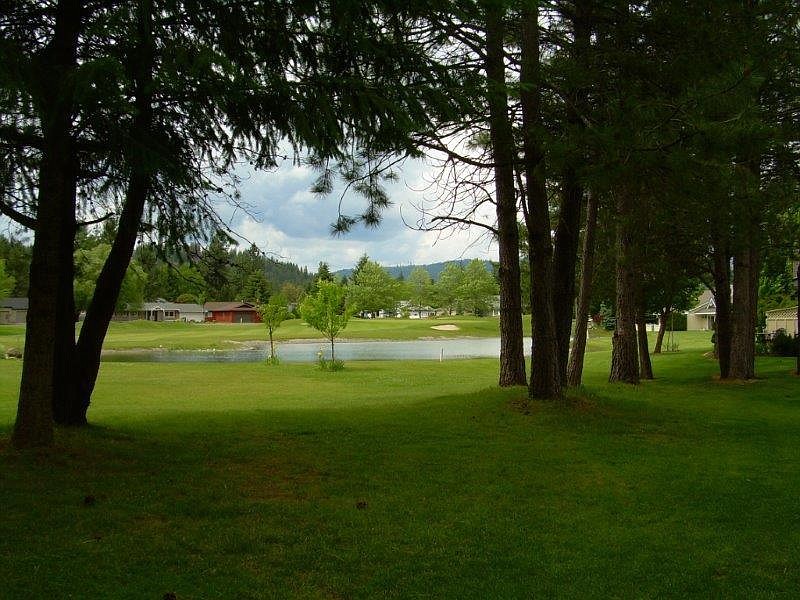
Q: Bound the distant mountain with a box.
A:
[334,259,494,281]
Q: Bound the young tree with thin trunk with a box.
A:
[259,296,290,363]
[300,281,355,367]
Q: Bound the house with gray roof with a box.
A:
[115,299,205,322]
[0,297,28,324]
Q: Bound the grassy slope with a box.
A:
[1,332,798,598]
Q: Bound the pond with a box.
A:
[102,337,533,363]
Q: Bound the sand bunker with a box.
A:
[430,324,460,331]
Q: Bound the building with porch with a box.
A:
[114,300,205,322]
[686,290,716,331]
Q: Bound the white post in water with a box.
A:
[440,348,444,362]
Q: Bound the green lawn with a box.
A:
[0,315,529,352]
[1,333,798,598]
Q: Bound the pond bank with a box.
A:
[102,337,532,363]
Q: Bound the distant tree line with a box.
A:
[134,233,313,305]
[0,233,314,309]
[323,255,499,318]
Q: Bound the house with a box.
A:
[686,289,716,331]
[396,300,441,319]
[115,300,205,322]
[765,306,798,336]
[204,301,262,323]
[0,297,28,324]
[408,306,437,319]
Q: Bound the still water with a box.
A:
[103,337,533,363]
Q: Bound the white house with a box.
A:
[686,290,716,331]
[408,307,438,319]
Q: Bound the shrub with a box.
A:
[317,351,345,371]
[770,330,799,357]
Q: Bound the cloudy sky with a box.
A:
[216,157,498,272]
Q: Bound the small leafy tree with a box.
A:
[300,281,355,368]
[258,295,289,364]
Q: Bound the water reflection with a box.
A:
[103,337,533,363]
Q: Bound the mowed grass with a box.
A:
[0,315,528,352]
[1,332,798,598]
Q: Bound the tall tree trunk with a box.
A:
[69,0,154,423]
[567,190,598,387]
[712,244,732,378]
[72,177,148,420]
[12,0,81,448]
[485,2,526,387]
[609,191,639,384]
[552,6,590,386]
[520,2,561,400]
[730,242,759,379]
[636,312,653,380]
[795,261,799,376]
[730,175,761,381]
[653,308,669,354]
[552,169,582,385]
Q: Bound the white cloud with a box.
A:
[230,157,499,272]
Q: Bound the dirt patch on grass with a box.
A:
[508,390,600,416]
[710,375,764,384]
[430,324,460,331]
[224,456,325,503]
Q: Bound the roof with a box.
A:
[204,301,259,312]
[142,301,204,312]
[0,297,28,310]
[765,306,798,320]
[687,295,716,316]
